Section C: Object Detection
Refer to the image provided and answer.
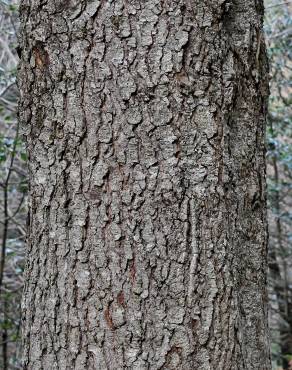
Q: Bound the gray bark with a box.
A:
[18,0,271,369]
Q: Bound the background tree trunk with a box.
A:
[18,0,271,369]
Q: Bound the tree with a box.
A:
[0,3,25,369]
[18,0,271,369]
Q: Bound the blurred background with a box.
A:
[0,0,291,369]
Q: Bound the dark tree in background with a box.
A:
[17,0,271,369]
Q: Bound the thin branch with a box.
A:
[266,1,292,9]
[0,82,15,98]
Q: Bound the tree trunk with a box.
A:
[18,0,271,369]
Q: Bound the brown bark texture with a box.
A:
[18,0,271,369]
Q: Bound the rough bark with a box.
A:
[18,0,271,369]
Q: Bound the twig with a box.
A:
[266,1,292,9]
[0,82,15,98]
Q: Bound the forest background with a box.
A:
[0,0,291,369]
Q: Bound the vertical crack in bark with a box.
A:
[187,198,200,307]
